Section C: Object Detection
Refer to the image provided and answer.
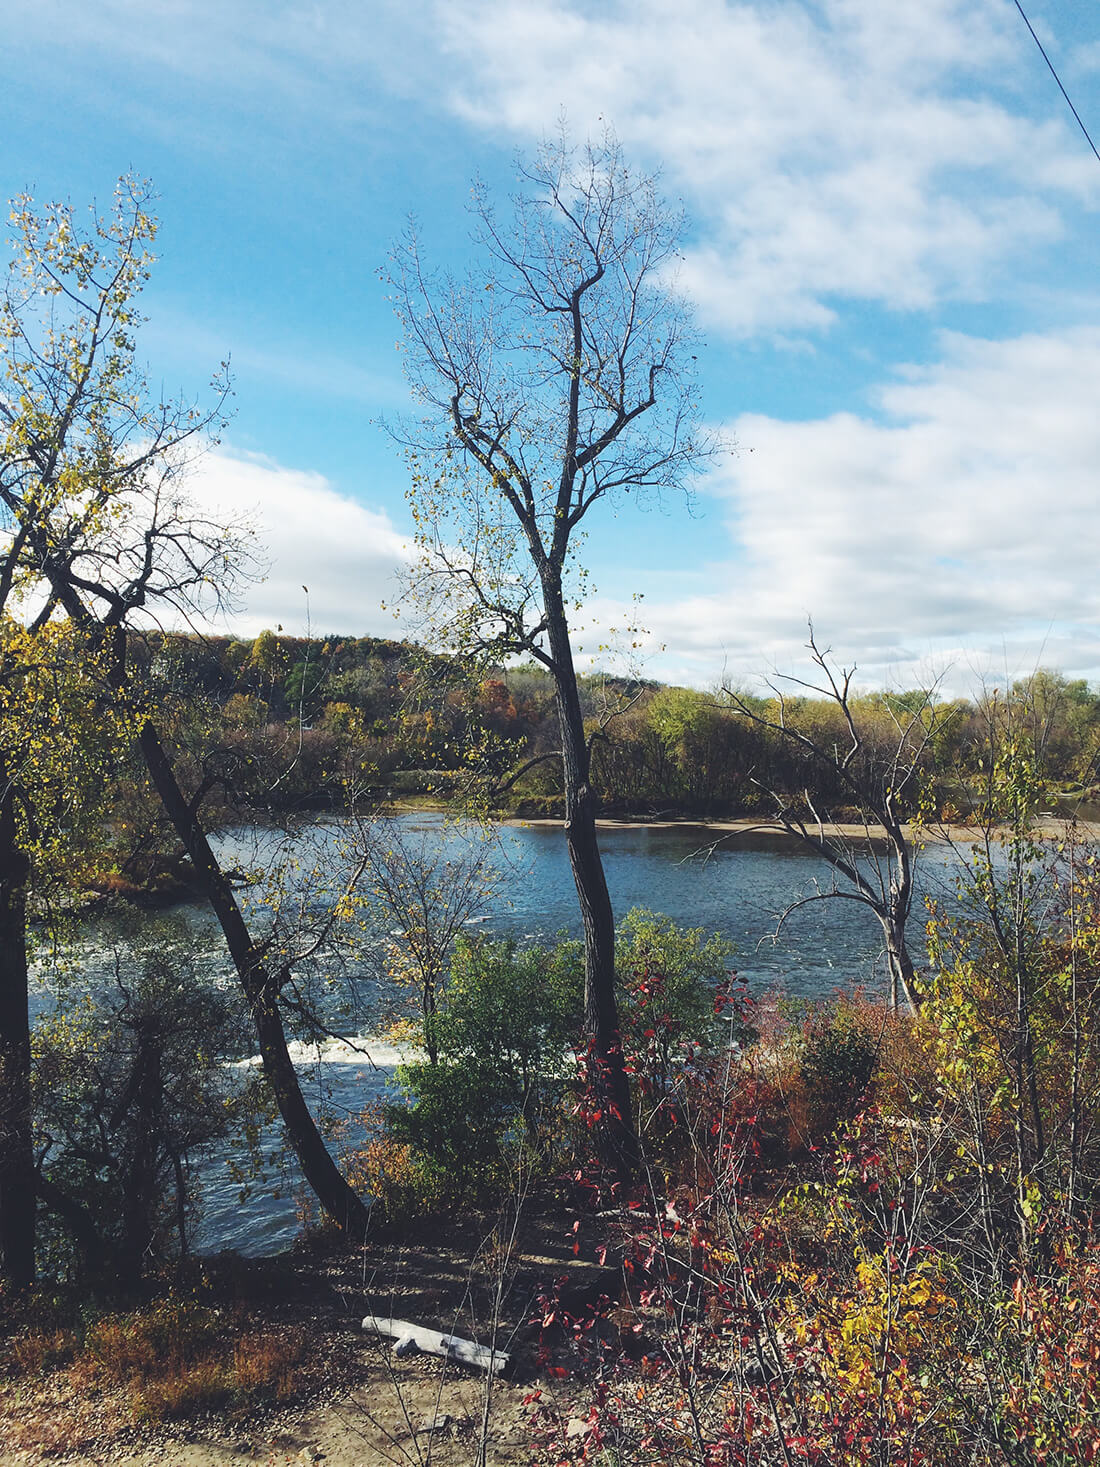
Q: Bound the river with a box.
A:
[34,813,961,1256]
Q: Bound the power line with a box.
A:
[1012,0,1100,166]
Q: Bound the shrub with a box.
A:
[348,1121,439,1223]
[368,935,585,1217]
[428,932,584,1118]
[616,908,742,1095]
[385,1058,522,1211]
[366,913,751,1218]
[800,1013,878,1136]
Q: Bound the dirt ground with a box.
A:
[511,812,1100,846]
[32,1371,544,1467]
[1,1198,614,1467]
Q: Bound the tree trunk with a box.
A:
[136,723,371,1239]
[543,581,638,1183]
[0,764,35,1290]
[884,922,921,1016]
[120,1026,163,1269]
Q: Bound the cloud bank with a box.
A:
[181,326,1100,699]
[14,0,1098,337]
[596,326,1100,690]
[437,0,1099,333]
[183,452,408,639]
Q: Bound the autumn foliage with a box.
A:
[522,883,1100,1465]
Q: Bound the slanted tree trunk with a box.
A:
[33,546,369,1242]
[0,762,35,1290]
[544,582,637,1183]
[136,722,371,1239]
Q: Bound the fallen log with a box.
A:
[362,1314,510,1375]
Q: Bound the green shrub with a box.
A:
[429,933,583,1102]
[800,1015,878,1135]
[375,914,747,1215]
[616,907,745,1097]
[381,935,585,1213]
[386,1059,519,1209]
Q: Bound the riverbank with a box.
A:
[502,811,1099,847]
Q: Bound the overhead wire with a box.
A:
[1012,0,1100,166]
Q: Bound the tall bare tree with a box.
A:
[390,132,715,1177]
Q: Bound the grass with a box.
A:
[5,1295,305,1438]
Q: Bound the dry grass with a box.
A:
[8,1326,79,1375]
[77,1301,304,1422]
[2,1296,306,1456]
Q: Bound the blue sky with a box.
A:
[5,0,1100,694]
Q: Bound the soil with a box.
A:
[0,1194,619,1467]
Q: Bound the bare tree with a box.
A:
[724,627,954,1012]
[356,816,498,1064]
[389,131,716,1177]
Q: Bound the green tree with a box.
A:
[615,907,737,1099]
[1006,668,1100,789]
[0,177,369,1277]
[390,133,715,1179]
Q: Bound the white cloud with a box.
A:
[143,329,1100,702]
[435,0,1099,333]
[12,1,1098,338]
[183,450,410,638]
[589,327,1100,692]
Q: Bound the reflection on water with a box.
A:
[33,813,962,1256]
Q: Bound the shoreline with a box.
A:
[499,813,1100,846]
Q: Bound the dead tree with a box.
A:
[725,628,954,1012]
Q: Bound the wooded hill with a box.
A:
[133,630,1100,822]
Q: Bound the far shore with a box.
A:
[499,813,1100,848]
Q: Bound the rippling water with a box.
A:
[35,813,961,1256]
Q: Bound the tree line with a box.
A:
[112,628,1100,827]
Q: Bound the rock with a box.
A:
[418,1414,452,1436]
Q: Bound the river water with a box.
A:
[35,813,961,1257]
